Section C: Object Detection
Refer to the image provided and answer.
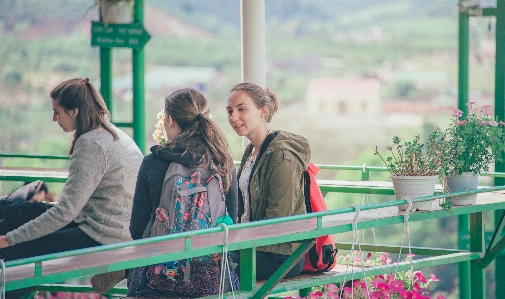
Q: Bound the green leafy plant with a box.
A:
[441,102,505,176]
[374,128,450,176]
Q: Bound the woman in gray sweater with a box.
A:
[0,78,143,261]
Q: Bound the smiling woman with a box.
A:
[226,82,311,280]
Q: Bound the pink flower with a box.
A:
[452,108,463,117]
[489,120,499,127]
[367,252,373,259]
[308,291,323,299]
[436,295,447,299]
[481,121,488,125]
[456,120,467,125]
[390,279,405,292]
[326,284,340,293]
[430,274,439,282]
[413,282,422,292]
[371,278,384,288]
[406,253,416,258]
[399,289,414,299]
[467,101,476,105]
[415,271,428,283]
[327,292,340,299]
[483,104,493,109]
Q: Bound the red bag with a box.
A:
[303,162,338,272]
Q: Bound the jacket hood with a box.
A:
[150,135,208,167]
[256,130,311,170]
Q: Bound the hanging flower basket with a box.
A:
[100,0,133,24]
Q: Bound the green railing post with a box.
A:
[495,1,505,298]
[458,3,471,298]
[361,164,370,181]
[470,212,486,299]
[240,247,256,293]
[132,0,146,153]
[100,48,113,115]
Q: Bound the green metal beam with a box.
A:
[336,243,467,256]
[253,240,313,299]
[269,252,481,295]
[240,247,256,293]
[479,233,505,269]
[470,212,485,299]
[132,0,146,153]
[100,48,113,116]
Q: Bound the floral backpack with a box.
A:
[141,162,231,284]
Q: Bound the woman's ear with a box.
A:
[261,106,268,118]
[71,108,79,118]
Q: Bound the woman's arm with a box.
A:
[129,156,155,240]
[225,168,239,223]
[6,138,106,246]
[264,151,305,219]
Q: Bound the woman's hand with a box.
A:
[0,235,10,249]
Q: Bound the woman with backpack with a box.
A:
[226,82,311,280]
[0,78,143,260]
[125,88,239,298]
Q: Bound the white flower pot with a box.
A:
[445,172,479,206]
[100,0,133,24]
[391,175,438,211]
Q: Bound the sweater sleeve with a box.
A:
[6,138,106,246]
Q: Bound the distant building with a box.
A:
[112,66,217,101]
[306,77,381,115]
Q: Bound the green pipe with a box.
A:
[458,7,469,116]
[496,1,505,297]
[100,48,113,116]
[7,185,505,268]
[132,0,146,153]
[0,153,69,160]
[470,213,485,299]
[458,5,471,298]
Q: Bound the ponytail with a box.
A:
[164,88,234,192]
[51,78,118,155]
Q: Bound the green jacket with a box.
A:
[237,130,311,255]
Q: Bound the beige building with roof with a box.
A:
[306,77,381,115]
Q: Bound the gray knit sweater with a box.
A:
[6,125,143,246]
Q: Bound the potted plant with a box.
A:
[375,129,449,211]
[95,0,134,24]
[441,102,505,205]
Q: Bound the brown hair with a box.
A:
[164,88,234,192]
[50,78,118,155]
[230,82,279,122]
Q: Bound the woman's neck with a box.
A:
[249,127,271,151]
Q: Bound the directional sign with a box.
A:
[91,22,151,50]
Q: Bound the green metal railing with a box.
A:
[4,186,505,299]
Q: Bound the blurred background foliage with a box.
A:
[0,1,500,297]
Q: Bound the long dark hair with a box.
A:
[163,88,234,192]
[50,78,118,154]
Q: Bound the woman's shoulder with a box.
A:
[266,130,311,168]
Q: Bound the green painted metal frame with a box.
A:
[5,186,505,299]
